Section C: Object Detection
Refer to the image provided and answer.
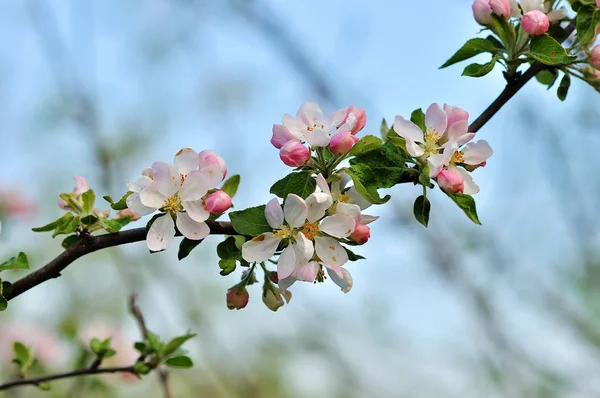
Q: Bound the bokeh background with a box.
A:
[1,0,600,397]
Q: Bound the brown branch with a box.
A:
[0,366,135,391]
[5,221,235,301]
[469,21,577,133]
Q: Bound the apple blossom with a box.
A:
[444,104,469,131]
[509,0,567,22]
[522,10,549,36]
[241,192,355,280]
[472,0,511,25]
[203,190,232,215]
[590,46,600,70]
[279,140,311,167]
[280,101,348,147]
[329,130,359,155]
[442,140,494,194]
[338,105,367,135]
[436,168,465,194]
[58,176,89,210]
[350,224,371,245]
[127,147,227,251]
[271,124,297,149]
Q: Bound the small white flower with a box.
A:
[282,101,348,147]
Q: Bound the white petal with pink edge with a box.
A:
[283,194,308,228]
[151,161,179,198]
[306,192,334,222]
[325,265,353,293]
[176,211,210,241]
[265,198,284,229]
[320,213,355,238]
[242,233,282,263]
[277,245,296,280]
[174,148,199,175]
[314,236,348,266]
[147,214,176,252]
[182,200,210,222]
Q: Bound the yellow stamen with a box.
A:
[300,221,320,240]
[452,150,465,163]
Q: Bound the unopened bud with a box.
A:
[350,224,371,245]
[203,190,232,215]
[226,287,249,310]
[279,141,310,167]
[436,168,465,194]
[522,10,550,36]
[329,131,359,155]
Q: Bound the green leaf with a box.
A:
[146,331,163,353]
[557,72,571,101]
[347,135,383,157]
[52,213,80,238]
[99,218,123,233]
[345,166,391,205]
[81,189,96,214]
[229,205,272,236]
[32,220,58,233]
[270,172,316,199]
[576,6,600,45]
[536,69,558,88]
[217,237,242,260]
[443,191,482,225]
[90,338,113,356]
[38,382,51,391]
[344,247,365,261]
[410,109,426,132]
[462,55,499,77]
[13,342,30,365]
[349,142,409,189]
[163,333,196,357]
[419,164,431,187]
[0,294,7,311]
[440,38,499,68]
[81,215,99,226]
[103,195,114,204]
[489,14,515,47]
[134,342,148,354]
[178,238,203,261]
[111,192,132,211]
[133,362,151,376]
[219,258,237,276]
[380,118,389,141]
[413,195,431,227]
[221,175,241,198]
[62,235,79,249]
[165,355,193,368]
[0,252,30,272]
[529,35,576,66]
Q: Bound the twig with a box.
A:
[0,366,135,391]
[469,21,577,133]
[5,221,235,301]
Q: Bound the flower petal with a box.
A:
[425,103,447,135]
[305,192,334,222]
[347,187,371,210]
[547,9,567,22]
[199,163,225,188]
[457,167,480,195]
[127,176,153,193]
[296,261,320,282]
[242,233,282,263]
[284,194,308,228]
[271,124,297,149]
[305,127,331,147]
[182,200,210,222]
[176,211,210,241]
[139,186,167,209]
[282,114,307,141]
[405,139,425,157]
[359,214,379,225]
[314,236,348,266]
[293,232,314,265]
[151,161,179,198]
[277,245,296,280]
[393,116,424,144]
[320,213,355,238]
[296,101,324,126]
[147,214,175,252]
[180,170,210,202]
[462,140,493,165]
[174,148,199,175]
[316,174,331,196]
[126,192,156,216]
[325,264,353,293]
[265,198,284,229]
[278,276,297,292]
[335,202,361,221]
[445,120,471,143]
[324,107,349,131]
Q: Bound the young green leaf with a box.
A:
[557,72,571,101]
[576,6,600,45]
[413,195,431,227]
[52,213,80,238]
[178,238,203,260]
[0,252,30,272]
[440,38,499,68]
[529,35,576,66]
[347,135,383,157]
[344,247,366,261]
[229,205,272,236]
[219,258,237,276]
[81,189,96,214]
[380,118,389,141]
[99,219,123,233]
[217,237,242,260]
[443,191,482,225]
[111,192,132,211]
[31,219,59,233]
[221,174,241,198]
[462,55,499,77]
[165,355,193,368]
[270,172,316,199]
[163,333,197,357]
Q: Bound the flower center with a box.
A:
[338,192,350,203]
[314,267,326,283]
[306,123,325,132]
[162,193,182,214]
[273,225,293,239]
[451,150,465,164]
[424,128,441,144]
[300,221,320,240]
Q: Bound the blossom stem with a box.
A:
[5,221,235,302]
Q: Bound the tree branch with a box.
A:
[469,21,577,133]
[5,221,235,301]
[0,366,135,391]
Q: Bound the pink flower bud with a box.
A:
[597,0,600,7]
[226,287,249,310]
[279,140,310,167]
[342,105,367,135]
[522,10,550,36]
[329,130,359,156]
[472,0,510,25]
[73,176,89,195]
[271,124,297,149]
[118,208,141,221]
[590,46,600,70]
[350,224,371,245]
[203,190,232,215]
[436,169,465,194]
[443,104,469,130]
[198,150,227,179]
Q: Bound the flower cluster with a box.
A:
[126,148,232,251]
[394,103,493,194]
[271,102,366,167]
[241,174,377,293]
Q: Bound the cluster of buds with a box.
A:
[241,174,377,294]
[394,104,493,194]
[271,102,366,168]
[127,148,232,251]
[472,0,567,36]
